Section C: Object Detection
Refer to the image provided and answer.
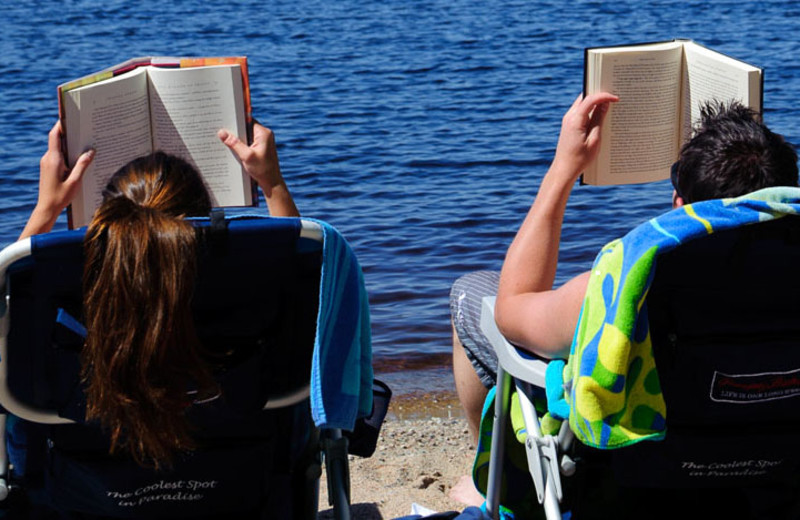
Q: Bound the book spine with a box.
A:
[583,47,590,96]
[111,59,153,75]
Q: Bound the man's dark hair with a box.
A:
[675,101,798,203]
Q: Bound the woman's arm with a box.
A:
[495,92,617,358]
[218,123,299,217]
[19,121,95,240]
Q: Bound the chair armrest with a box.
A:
[0,239,31,297]
[299,219,323,241]
[480,296,567,519]
[264,385,311,409]
[0,239,73,425]
[479,296,548,387]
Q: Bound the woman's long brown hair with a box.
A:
[82,152,214,469]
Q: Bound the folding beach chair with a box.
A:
[478,190,800,520]
[0,213,371,519]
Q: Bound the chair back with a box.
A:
[0,215,325,518]
[611,216,800,489]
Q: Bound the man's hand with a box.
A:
[19,121,94,239]
[551,92,618,181]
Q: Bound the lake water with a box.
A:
[2,0,800,397]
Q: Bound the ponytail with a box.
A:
[82,152,214,469]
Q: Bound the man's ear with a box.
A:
[672,190,685,208]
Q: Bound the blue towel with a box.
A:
[307,219,374,430]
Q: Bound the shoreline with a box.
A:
[386,390,464,421]
[372,361,463,419]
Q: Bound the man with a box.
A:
[450,93,799,444]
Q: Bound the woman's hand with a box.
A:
[19,121,94,239]
[218,123,299,217]
[218,123,283,195]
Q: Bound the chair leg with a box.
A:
[322,429,351,520]
[289,424,322,520]
[0,414,8,501]
[517,381,563,520]
[485,365,511,520]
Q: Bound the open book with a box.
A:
[58,57,256,228]
[582,40,762,186]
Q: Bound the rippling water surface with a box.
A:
[2,1,800,393]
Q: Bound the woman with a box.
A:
[19,121,299,469]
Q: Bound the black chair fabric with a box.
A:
[3,216,324,519]
[570,217,800,519]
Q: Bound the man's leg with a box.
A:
[449,270,501,444]
[452,325,488,444]
[449,271,502,507]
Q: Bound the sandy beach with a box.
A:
[318,391,477,519]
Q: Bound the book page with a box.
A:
[585,43,683,185]
[147,65,251,207]
[681,42,762,142]
[62,68,153,228]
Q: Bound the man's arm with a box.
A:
[495,93,617,358]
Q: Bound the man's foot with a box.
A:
[448,474,484,507]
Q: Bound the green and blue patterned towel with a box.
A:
[564,186,800,449]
